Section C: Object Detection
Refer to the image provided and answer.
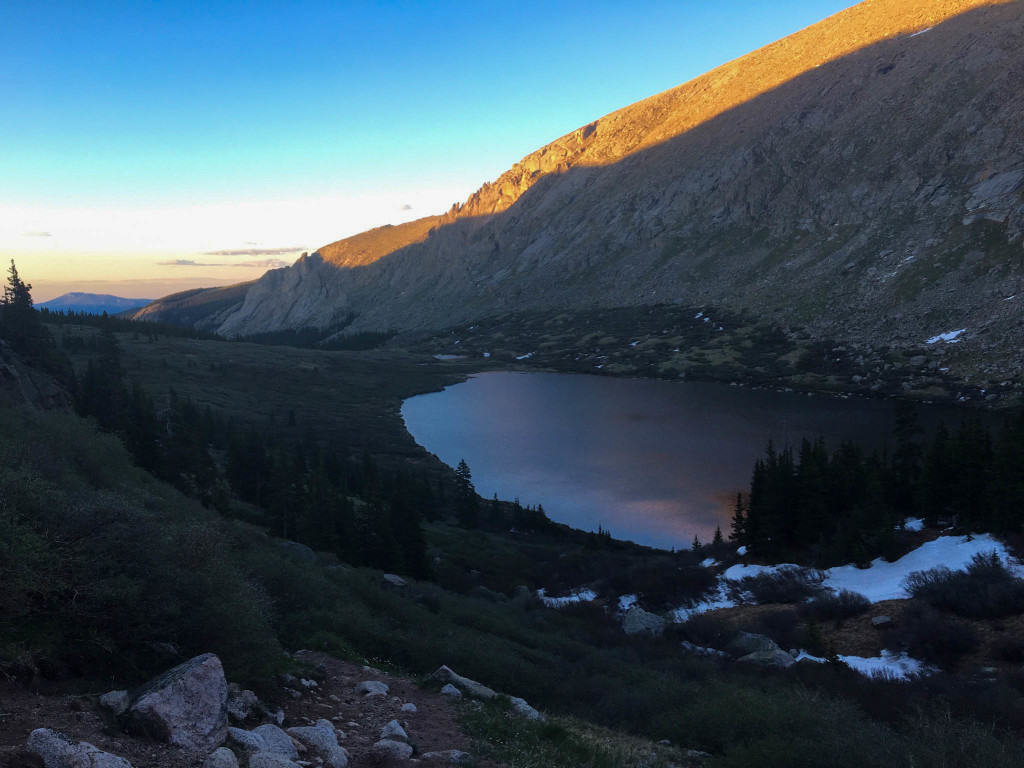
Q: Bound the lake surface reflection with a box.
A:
[401,372,957,550]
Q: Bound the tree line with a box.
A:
[731,402,1024,566]
[2,261,433,578]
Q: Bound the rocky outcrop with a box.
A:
[26,729,133,768]
[125,653,228,754]
[430,665,542,720]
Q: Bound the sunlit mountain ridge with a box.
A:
[136,0,1023,380]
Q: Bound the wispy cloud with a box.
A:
[236,258,289,269]
[400,204,413,211]
[24,231,52,237]
[204,247,304,257]
[156,257,291,269]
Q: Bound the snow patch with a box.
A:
[433,354,466,360]
[618,594,638,612]
[903,518,924,532]
[670,583,736,621]
[630,340,640,347]
[798,650,934,680]
[700,558,720,568]
[537,588,597,607]
[736,545,748,556]
[694,312,704,320]
[681,640,729,658]
[823,534,1023,603]
[925,328,965,344]
[908,26,933,38]
[515,352,534,360]
[482,352,491,358]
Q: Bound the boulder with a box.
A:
[203,747,239,768]
[226,685,261,723]
[372,740,414,761]
[508,696,543,721]
[98,690,130,717]
[126,653,228,754]
[382,573,407,588]
[276,540,316,562]
[252,725,298,760]
[400,702,418,713]
[421,750,473,764]
[379,720,408,742]
[226,727,266,758]
[621,606,666,636]
[736,650,796,669]
[440,684,462,698]
[26,729,133,768]
[727,632,780,657]
[248,755,300,768]
[870,615,893,628]
[355,680,389,697]
[430,666,496,699]
[286,720,348,768]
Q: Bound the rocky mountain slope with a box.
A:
[136,0,1024,381]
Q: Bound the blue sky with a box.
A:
[1,0,855,299]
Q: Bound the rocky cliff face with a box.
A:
[139,0,1024,380]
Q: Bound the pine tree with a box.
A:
[454,459,479,528]
[730,492,747,543]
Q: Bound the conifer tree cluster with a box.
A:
[732,405,1024,566]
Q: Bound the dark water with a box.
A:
[401,371,974,550]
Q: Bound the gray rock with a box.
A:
[421,750,473,764]
[355,680,389,697]
[203,747,240,768]
[277,540,316,562]
[248,754,300,768]
[26,729,133,768]
[870,615,893,628]
[382,573,407,588]
[400,702,418,713]
[736,650,796,668]
[299,678,318,689]
[508,696,543,721]
[227,727,267,758]
[372,740,414,761]
[621,606,666,636]
[379,720,408,742]
[430,666,497,700]
[252,724,299,760]
[286,720,348,768]
[126,653,228,754]
[227,687,261,723]
[98,690,130,717]
[727,632,781,657]
[440,684,462,698]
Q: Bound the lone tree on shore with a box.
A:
[454,458,479,528]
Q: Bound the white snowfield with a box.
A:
[678,532,1023,617]
[824,533,1023,603]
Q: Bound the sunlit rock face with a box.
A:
[142,0,1023,378]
